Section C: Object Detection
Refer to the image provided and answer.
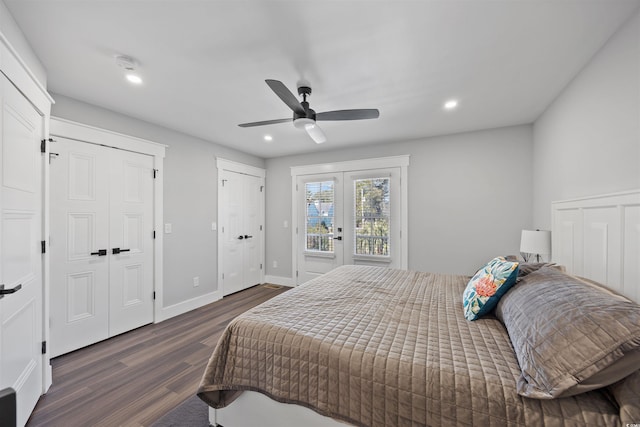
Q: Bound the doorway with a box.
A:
[292,156,409,285]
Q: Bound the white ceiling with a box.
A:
[5,0,639,158]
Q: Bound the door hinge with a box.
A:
[296,184,298,191]
[40,137,55,153]
[153,230,156,239]
[296,270,299,277]
[259,225,263,231]
[296,227,298,234]
[222,273,225,280]
[221,179,227,187]
[153,291,156,300]
[41,341,47,354]
[260,263,263,270]
[153,169,158,179]
[41,240,46,254]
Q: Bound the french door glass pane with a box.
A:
[305,181,335,252]
[354,177,390,256]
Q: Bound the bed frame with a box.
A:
[210,189,640,426]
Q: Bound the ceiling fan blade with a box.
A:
[265,79,305,116]
[316,109,380,121]
[304,122,326,144]
[238,118,291,128]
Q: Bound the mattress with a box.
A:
[198,265,622,426]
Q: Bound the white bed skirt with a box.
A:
[211,391,353,427]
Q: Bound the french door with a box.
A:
[296,167,402,284]
[50,137,154,357]
[0,74,45,427]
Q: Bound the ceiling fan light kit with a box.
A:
[239,79,379,144]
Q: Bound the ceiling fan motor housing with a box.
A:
[294,100,316,121]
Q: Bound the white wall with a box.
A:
[0,0,46,87]
[51,93,265,306]
[533,10,640,229]
[266,125,533,279]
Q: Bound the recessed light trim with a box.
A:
[444,99,458,110]
[264,135,273,141]
[126,74,143,85]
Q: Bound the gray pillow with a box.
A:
[495,266,640,399]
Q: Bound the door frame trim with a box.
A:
[216,158,266,295]
[291,155,410,285]
[50,117,166,324]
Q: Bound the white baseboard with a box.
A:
[156,290,221,322]
[264,275,295,287]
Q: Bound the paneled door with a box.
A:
[0,75,45,427]
[296,168,402,284]
[50,137,154,356]
[108,148,154,337]
[220,170,263,296]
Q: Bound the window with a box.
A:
[305,180,335,252]
[354,177,390,256]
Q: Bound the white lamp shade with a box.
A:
[520,229,551,255]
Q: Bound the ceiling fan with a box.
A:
[238,79,380,144]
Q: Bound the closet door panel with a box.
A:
[50,139,109,357]
[221,170,245,296]
[243,175,262,289]
[109,150,154,337]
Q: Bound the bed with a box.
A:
[198,191,640,426]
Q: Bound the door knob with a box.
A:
[90,249,107,256]
[112,248,131,254]
[238,235,244,240]
[333,236,342,240]
[244,235,253,239]
[0,284,22,299]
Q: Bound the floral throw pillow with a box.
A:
[463,257,519,321]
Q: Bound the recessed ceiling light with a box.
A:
[444,100,458,110]
[264,135,273,141]
[126,74,143,85]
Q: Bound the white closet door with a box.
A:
[50,138,154,356]
[242,174,262,288]
[108,149,154,336]
[221,170,263,296]
[221,170,244,296]
[0,75,44,426]
[50,138,110,356]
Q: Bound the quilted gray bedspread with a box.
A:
[198,265,624,426]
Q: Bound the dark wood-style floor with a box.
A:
[26,284,288,427]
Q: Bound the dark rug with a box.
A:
[152,395,210,427]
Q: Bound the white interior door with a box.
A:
[0,75,44,426]
[242,174,262,289]
[50,138,154,356]
[297,168,402,285]
[221,170,263,296]
[50,138,109,357]
[108,149,154,336]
